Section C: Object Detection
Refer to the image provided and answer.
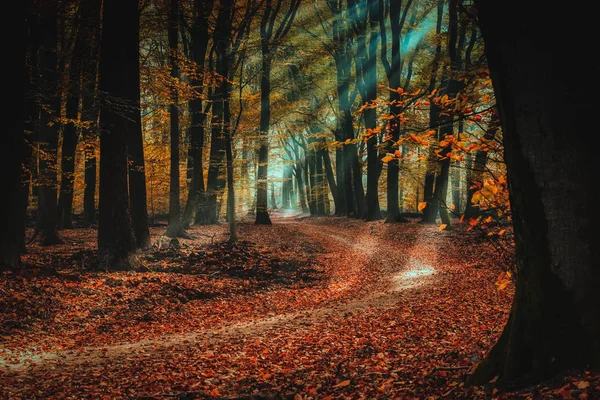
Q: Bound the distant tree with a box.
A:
[468,0,600,386]
[97,0,139,269]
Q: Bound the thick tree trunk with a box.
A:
[97,0,138,270]
[1,2,28,268]
[37,2,62,245]
[468,0,600,386]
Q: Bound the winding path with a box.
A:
[1,216,506,399]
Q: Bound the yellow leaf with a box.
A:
[439,224,447,231]
[334,379,351,388]
[576,381,590,389]
[498,229,505,236]
[381,155,394,163]
[418,202,427,211]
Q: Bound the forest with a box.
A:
[1,0,598,398]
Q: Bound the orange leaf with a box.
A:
[576,381,590,389]
[334,379,351,388]
[209,387,220,397]
[418,202,427,211]
[394,150,402,157]
[439,224,447,231]
[459,214,465,223]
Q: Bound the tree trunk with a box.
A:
[126,2,150,247]
[225,130,236,242]
[204,0,231,225]
[255,40,273,225]
[468,0,600,386]
[464,116,498,219]
[165,0,189,238]
[320,145,337,214]
[186,0,212,226]
[364,0,381,221]
[57,9,84,229]
[81,0,101,226]
[1,2,28,268]
[97,0,138,270]
[37,1,62,245]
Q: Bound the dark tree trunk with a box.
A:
[421,0,444,224]
[165,0,188,238]
[97,0,138,269]
[186,0,213,226]
[432,0,463,229]
[255,39,273,224]
[468,0,600,386]
[81,0,101,227]
[364,0,381,221]
[57,8,84,229]
[255,0,300,224]
[204,0,231,225]
[37,1,62,245]
[384,0,409,223]
[1,2,28,268]
[126,2,150,247]
[464,116,498,219]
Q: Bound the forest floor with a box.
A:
[1,212,598,399]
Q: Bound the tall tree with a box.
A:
[165,0,189,238]
[35,0,63,245]
[255,0,301,225]
[1,1,28,268]
[468,0,600,386]
[381,0,412,223]
[126,4,151,248]
[363,0,382,221]
[204,0,233,225]
[57,1,84,229]
[421,0,443,223]
[97,0,138,269]
[183,0,213,227]
[81,0,101,227]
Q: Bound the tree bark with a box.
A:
[186,0,213,226]
[97,0,138,270]
[126,1,150,247]
[1,2,28,268]
[165,0,189,238]
[36,0,62,245]
[468,0,600,386]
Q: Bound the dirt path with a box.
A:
[0,217,511,399]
